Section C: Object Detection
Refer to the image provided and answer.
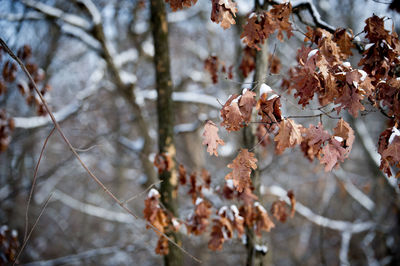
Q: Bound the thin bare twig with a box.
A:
[14,193,53,265]
[0,38,201,264]
[24,126,55,242]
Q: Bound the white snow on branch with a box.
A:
[266,185,375,233]
[52,189,133,223]
[21,0,91,31]
[14,69,104,129]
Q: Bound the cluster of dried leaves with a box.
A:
[165,0,197,11]
[241,3,293,50]
[145,155,296,253]
[0,225,19,264]
[204,55,233,84]
[0,110,14,152]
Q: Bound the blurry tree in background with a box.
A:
[1,0,400,265]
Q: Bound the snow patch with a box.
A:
[334,136,344,142]
[389,127,400,144]
[307,49,319,61]
[254,202,267,213]
[255,244,268,253]
[148,188,159,198]
[226,179,234,189]
[365,43,374,50]
[358,70,368,81]
[342,62,351,67]
[260,83,273,96]
[195,197,204,205]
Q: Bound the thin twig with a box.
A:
[24,126,55,242]
[0,38,201,264]
[14,193,53,265]
[122,180,163,204]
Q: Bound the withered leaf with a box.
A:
[225,149,257,192]
[202,120,225,156]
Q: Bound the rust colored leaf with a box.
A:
[154,153,173,174]
[165,0,197,11]
[320,138,346,171]
[178,164,187,185]
[271,200,287,223]
[155,236,169,255]
[253,203,275,236]
[220,94,243,131]
[202,120,225,156]
[239,89,256,124]
[225,149,257,192]
[187,199,212,235]
[287,190,296,217]
[239,46,256,77]
[204,55,219,84]
[274,119,303,154]
[211,0,238,29]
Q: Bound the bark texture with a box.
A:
[150,1,182,265]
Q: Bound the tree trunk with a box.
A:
[150,1,183,266]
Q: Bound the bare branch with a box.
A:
[334,168,376,212]
[21,0,92,30]
[339,231,352,266]
[266,185,375,233]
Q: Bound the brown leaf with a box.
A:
[287,190,296,217]
[154,153,173,174]
[165,0,197,11]
[202,120,225,156]
[253,203,275,236]
[211,0,238,30]
[239,89,256,124]
[320,138,346,171]
[271,200,287,222]
[201,168,211,189]
[187,199,212,235]
[204,55,219,84]
[155,236,169,255]
[274,119,303,154]
[220,94,243,131]
[225,149,257,192]
[239,46,256,77]
[178,164,187,185]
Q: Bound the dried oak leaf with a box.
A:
[320,138,346,172]
[208,219,226,251]
[186,199,212,235]
[300,122,330,161]
[271,200,287,223]
[241,15,263,50]
[239,46,256,77]
[225,149,257,192]
[379,127,400,177]
[178,164,187,185]
[287,190,296,217]
[274,119,303,155]
[238,187,258,205]
[143,189,168,235]
[268,53,281,74]
[204,55,219,84]
[333,118,355,156]
[201,168,211,189]
[154,153,173,174]
[256,124,270,147]
[155,236,169,255]
[202,120,225,156]
[220,94,243,131]
[253,203,275,236]
[188,172,202,203]
[257,92,282,130]
[165,0,197,11]
[239,90,256,124]
[333,28,354,59]
[211,0,238,30]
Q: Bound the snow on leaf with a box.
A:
[225,149,257,192]
[220,94,243,131]
[333,118,355,156]
[202,120,225,156]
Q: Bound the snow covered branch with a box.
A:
[13,68,104,129]
[21,0,92,31]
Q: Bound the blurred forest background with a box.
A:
[1,0,400,265]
